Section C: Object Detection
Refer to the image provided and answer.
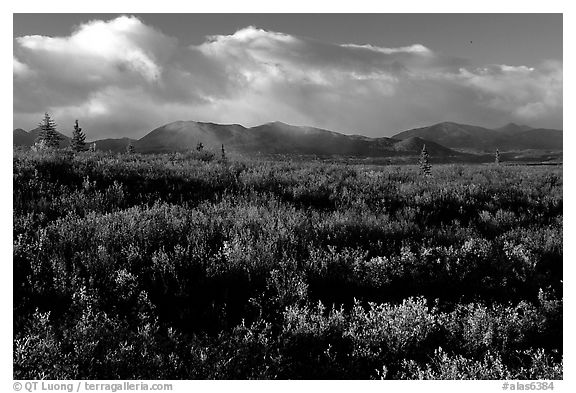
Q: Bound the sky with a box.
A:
[13,14,563,139]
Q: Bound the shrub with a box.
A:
[13,150,562,379]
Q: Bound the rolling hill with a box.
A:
[504,128,563,150]
[14,119,561,159]
[12,127,136,153]
[495,123,533,134]
[135,120,463,157]
[13,128,35,147]
[13,127,71,148]
[136,121,247,153]
[90,137,138,153]
[392,122,562,152]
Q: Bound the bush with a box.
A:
[13,150,562,379]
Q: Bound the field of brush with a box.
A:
[13,149,562,379]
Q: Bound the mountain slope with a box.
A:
[13,128,35,146]
[136,120,462,157]
[242,122,396,155]
[392,122,501,150]
[137,121,248,153]
[392,136,455,156]
[91,137,137,153]
[495,123,533,134]
[13,127,136,152]
[13,127,71,148]
[392,122,562,151]
[14,119,560,157]
[506,128,563,150]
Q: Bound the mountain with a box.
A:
[506,128,563,150]
[14,119,561,158]
[91,137,137,153]
[392,136,455,156]
[392,122,562,152]
[136,121,247,153]
[13,127,71,148]
[392,122,502,151]
[238,121,395,156]
[495,123,533,134]
[13,128,35,146]
[13,127,138,152]
[136,120,463,157]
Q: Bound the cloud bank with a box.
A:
[14,16,562,139]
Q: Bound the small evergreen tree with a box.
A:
[419,144,432,176]
[71,120,87,152]
[221,144,226,161]
[196,142,204,152]
[126,141,135,154]
[495,148,501,165]
[36,113,61,149]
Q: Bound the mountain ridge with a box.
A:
[14,120,562,157]
[134,120,463,157]
[14,127,71,148]
[392,121,562,152]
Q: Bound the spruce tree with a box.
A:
[221,144,226,161]
[36,113,61,149]
[71,120,87,152]
[419,144,432,176]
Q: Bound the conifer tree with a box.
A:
[419,144,432,176]
[36,113,61,149]
[221,144,226,161]
[126,141,135,154]
[71,120,87,152]
[495,148,501,165]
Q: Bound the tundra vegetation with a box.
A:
[13,148,562,379]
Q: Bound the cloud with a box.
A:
[341,43,432,55]
[13,18,562,139]
[13,57,33,77]
[16,16,175,83]
[451,62,562,122]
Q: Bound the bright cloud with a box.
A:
[16,16,173,83]
[13,17,562,139]
[341,43,433,55]
[452,62,563,121]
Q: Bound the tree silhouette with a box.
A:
[419,144,432,176]
[221,144,227,161]
[36,113,61,149]
[71,120,87,152]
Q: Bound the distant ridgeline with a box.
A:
[14,120,562,161]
